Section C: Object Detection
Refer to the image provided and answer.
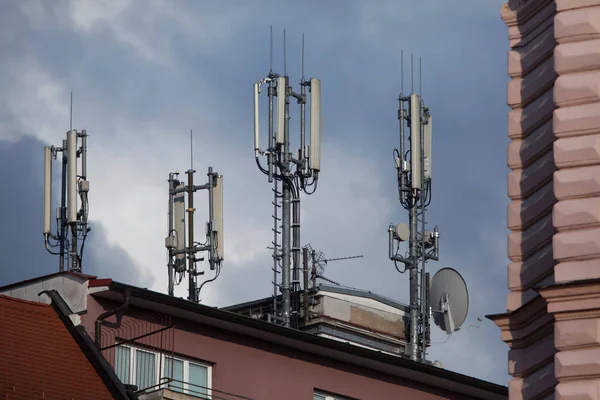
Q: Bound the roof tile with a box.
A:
[0,295,114,400]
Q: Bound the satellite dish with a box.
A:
[394,223,410,242]
[430,267,469,335]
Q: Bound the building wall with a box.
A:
[502,1,558,398]
[498,0,600,399]
[83,296,478,400]
[546,1,600,398]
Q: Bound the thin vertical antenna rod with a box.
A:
[270,25,273,73]
[301,32,305,80]
[70,92,73,131]
[420,57,423,96]
[411,54,414,94]
[190,130,193,171]
[401,50,404,96]
[283,28,287,76]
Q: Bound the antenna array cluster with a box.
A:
[388,54,469,363]
[253,28,322,328]
[43,96,90,272]
[165,132,224,303]
[40,42,470,365]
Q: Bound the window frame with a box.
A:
[115,343,212,398]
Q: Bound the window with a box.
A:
[114,344,211,398]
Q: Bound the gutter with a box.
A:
[40,289,137,400]
[95,289,131,347]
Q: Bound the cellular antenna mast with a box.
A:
[388,55,441,362]
[43,92,90,272]
[253,28,322,328]
[165,130,224,303]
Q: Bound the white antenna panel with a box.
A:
[66,130,78,223]
[309,78,321,172]
[410,94,421,190]
[253,83,260,152]
[43,146,52,234]
[276,76,286,145]
[214,175,224,261]
[173,183,186,265]
[424,115,432,180]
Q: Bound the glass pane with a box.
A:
[135,350,156,390]
[114,346,130,384]
[189,363,208,397]
[313,394,327,400]
[165,357,184,393]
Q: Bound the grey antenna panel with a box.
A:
[173,182,186,269]
[430,267,469,334]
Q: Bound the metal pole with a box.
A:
[408,94,420,361]
[269,77,278,316]
[71,225,78,272]
[167,175,175,296]
[291,199,300,328]
[273,179,279,314]
[409,195,419,361]
[303,246,309,326]
[281,75,291,327]
[425,272,431,348]
[311,249,317,290]
[207,167,215,270]
[419,109,427,361]
[59,140,67,272]
[187,169,196,302]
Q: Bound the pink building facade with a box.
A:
[489,0,600,399]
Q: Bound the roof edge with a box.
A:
[0,271,97,291]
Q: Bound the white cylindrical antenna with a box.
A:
[254,82,260,152]
[424,114,432,180]
[66,130,78,223]
[173,182,187,268]
[214,175,224,261]
[410,94,422,189]
[276,76,286,145]
[309,78,321,172]
[43,146,53,235]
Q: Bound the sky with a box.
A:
[0,0,510,386]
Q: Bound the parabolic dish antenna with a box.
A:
[430,267,469,335]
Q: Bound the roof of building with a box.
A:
[222,283,408,313]
[318,284,409,312]
[91,279,508,400]
[0,293,135,400]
